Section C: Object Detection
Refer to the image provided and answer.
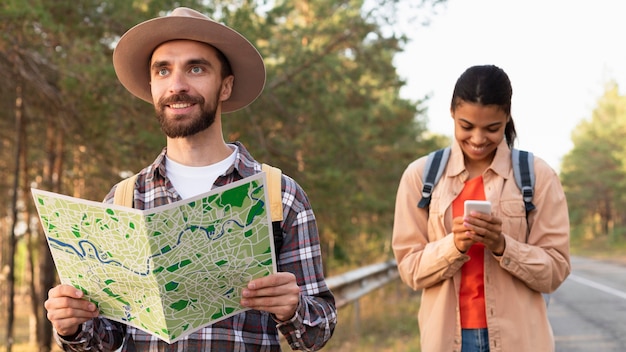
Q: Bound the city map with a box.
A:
[31,173,276,343]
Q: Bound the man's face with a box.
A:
[149,40,233,138]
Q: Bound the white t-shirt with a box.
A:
[165,145,238,199]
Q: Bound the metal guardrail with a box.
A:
[325,259,399,308]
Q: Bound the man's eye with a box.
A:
[191,66,203,74]
[158,68,169,76]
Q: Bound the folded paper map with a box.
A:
[31,173,276,343]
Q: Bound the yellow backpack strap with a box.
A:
[113,174,138,207]
[262,163,283,222]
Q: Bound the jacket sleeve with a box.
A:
[275,176,337,351]
[494,157,571,293]
[392,159,469,291]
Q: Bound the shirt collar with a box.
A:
[228,141,259,178]
[145,148,167,183]
[146,141,259,181]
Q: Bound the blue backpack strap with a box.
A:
[512,150,548,305]
[417,147,451,209]
[511,149,536,215]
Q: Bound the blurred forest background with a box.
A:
[1,0,625,351]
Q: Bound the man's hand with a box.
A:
[241,272,300,322]
[45,284,99,337]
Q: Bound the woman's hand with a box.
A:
[452,216,476,253]
[453,211,505,255]
[462,210,506,255]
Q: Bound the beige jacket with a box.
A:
[392,140,570,352]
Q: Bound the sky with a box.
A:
[394,0,626,172]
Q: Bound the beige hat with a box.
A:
[112,7,266,113]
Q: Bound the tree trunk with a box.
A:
[602,195,611,238]
[5,83,24,352]
[18,104,39,347]
[25,224,39,347]
[36,119,63,352]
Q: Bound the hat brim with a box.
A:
[113,14,265,113]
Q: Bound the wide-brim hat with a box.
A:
[112,7,265,113]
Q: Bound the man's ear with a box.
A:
[220,75,234,102]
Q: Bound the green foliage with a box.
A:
[0,0,446,270]
[220,0,446,269]
[0,1,441,349]
[561,82,626,242]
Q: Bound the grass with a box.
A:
[313,280,422,352]
[570,236,626,263]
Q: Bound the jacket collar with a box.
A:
[447,138,512,179]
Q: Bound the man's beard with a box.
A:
[156,93,217,138]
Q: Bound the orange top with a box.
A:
[453,176,487,328]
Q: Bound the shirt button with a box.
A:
[503,258,511,266]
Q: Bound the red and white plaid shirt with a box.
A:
[55,142,336,351]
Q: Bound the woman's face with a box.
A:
[451,100,508,165]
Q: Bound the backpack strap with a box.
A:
[417,147,451,209]
[113,174,138,207]
[511,150,547,305]
[262,163,284,254]
[511,149,536,215]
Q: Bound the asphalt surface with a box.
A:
[549,256,626,351]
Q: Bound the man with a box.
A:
[44,7,336,351]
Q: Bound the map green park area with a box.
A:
[31,173,276,343]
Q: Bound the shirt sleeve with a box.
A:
[274,176,337,351]
[55,318,125,351]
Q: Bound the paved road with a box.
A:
[548,256,626,351]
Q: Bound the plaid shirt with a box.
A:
[55,142,336,351]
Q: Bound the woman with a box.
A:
[392,65,570,352]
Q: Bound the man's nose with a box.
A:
[168,71,190,93]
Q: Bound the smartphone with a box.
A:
[464,200,492,216]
